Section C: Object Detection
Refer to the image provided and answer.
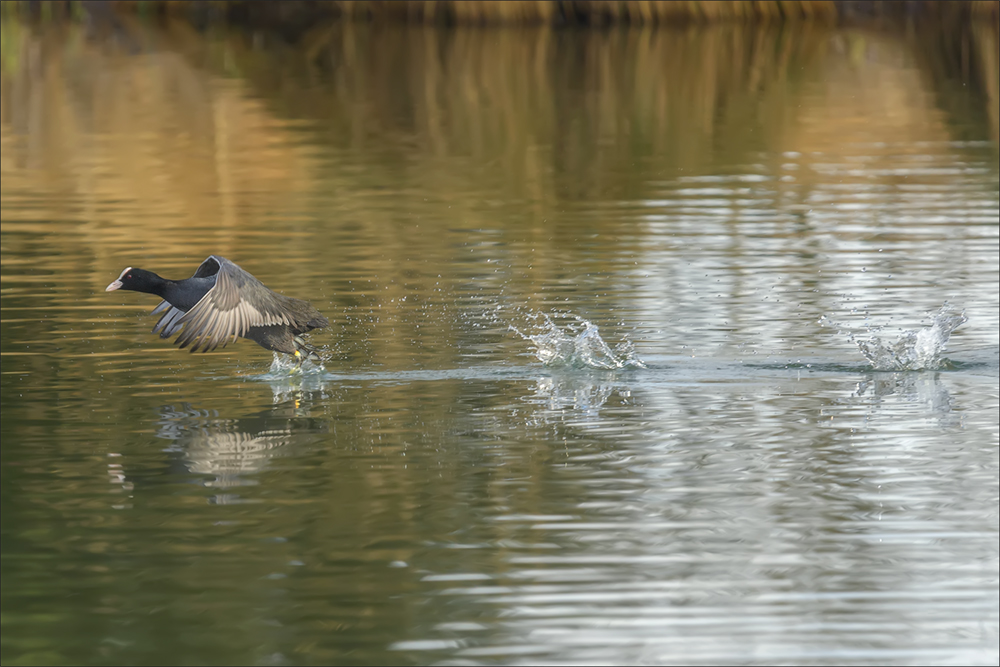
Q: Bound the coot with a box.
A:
[106,255,329,362]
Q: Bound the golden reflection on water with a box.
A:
[3,19,995,232]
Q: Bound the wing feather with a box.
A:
[163,308,186,337]
[197,309,221,352]
[200,308,222,351]
[220,309,233,347]
[234,306,245,338]
[172,256,293,353]
[153,304,186,338]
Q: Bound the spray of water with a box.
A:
[266,352,326,376]
[828,304,968,371]
[506,310,646,370]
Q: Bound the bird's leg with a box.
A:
[293,336,320,365]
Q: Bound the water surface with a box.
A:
[1,17,998,666]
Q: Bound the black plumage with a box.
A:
[106,255,329,361]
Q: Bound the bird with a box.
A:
[106,255,329,363]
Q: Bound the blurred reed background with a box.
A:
[2,1,998,25]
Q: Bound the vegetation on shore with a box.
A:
[1,0,997,28]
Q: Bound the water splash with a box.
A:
[266,352,326,376]
[507,311,646,370]
[835,304,967,371]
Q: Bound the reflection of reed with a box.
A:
[1,17,995,379]
[972,21,999,142]
[1,15,315,281]
[4,18,993,249]
[913,17,1000,144]
[283,23,834,193]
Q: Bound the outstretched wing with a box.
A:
[173,256,294,353]
[150,256,220,339]
[151,300,186,338]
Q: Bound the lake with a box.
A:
[1,14,998,666]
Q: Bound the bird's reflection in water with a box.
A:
[155,400,329,504]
